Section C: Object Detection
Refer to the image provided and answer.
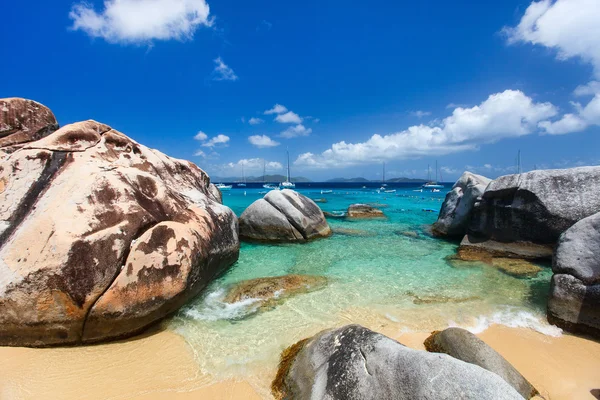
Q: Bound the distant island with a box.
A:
[327,177,427,183]
[212,174,312,183]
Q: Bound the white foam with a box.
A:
[449,307,563,337]
[184,288,261,322]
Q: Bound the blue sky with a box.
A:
[2,0,599,181]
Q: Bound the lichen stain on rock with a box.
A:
[136,225,177,255]
[136,175,158,198]
[136,263,181,286]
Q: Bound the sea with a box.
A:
[168,183,560,392]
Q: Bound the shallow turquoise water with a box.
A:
[168,186,558,391]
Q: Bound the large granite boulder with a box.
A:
[239,189,331,243]
[425,327,537,399]
[272,324,523,400]
[433,172,491,237]
[548,212,600,337]
[469,167,600,245]
[0,98,59,148]
[0,119,239,346]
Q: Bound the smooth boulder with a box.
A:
[0,118,239,346]
[239,189,331,243]
[433,171,491,237]
[548,212,600,337]
[469,167,600,245]
[347,204,385,219]
[0,98,59,148]
[425,327,538,399]
[273,324,523,400]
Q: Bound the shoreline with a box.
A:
[1,323,598,400]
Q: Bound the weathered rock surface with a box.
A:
[273,324,523,400]
[0,98,59,148]
[469,167,600,245]
[458,235,553,261]
[347,204,385,219]
[0,118,239,346]
[224,274,327,312]
[425,327,538,399]
[239,190,331,243]
[433,172,491,237]
[553,212,600,285]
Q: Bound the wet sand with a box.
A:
[0,325,599,400]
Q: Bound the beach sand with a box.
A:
[1,325,599,400]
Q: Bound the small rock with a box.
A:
[347,204,385,219]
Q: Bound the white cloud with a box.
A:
[212,57,238,81]
[280,124,312,138]
[574,81,600,97]
[194,149,206,157]
[275,111,302,124]
[410,110,432,118]
[294,90,557,169]
[220,158,283,173]
[264,104,288,115]
[248,117,264,125]
[248,135,280,148]
[539,113,588,135]
[194,131,208,141]
[202,134,230,147]
[69,0,212,44]
[503,0,600,77]
[446,103,468,109]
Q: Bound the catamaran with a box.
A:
[279,150,295,189]
[215,183,232,191]
[422,161,444,189]
[262,159,277,189]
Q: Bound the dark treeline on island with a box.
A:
[212,175,428,183]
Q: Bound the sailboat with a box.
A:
[279,149,295,189]
[379,162,387,191]
[422,161,444,189]
[237,163,247,187]
[262,159,277,190]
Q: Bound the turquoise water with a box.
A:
[168,186,558,392]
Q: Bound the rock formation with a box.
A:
[425,327,538,398]
[0,100,239,346]
[346,204,385,219]
[433,171,491,237]
[273,324,523,400]
[548,212,600,337]
[239,189,331,243]
[0,98,59,148]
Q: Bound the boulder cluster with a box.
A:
[434,169,600,337]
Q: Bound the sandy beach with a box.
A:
[1,324,598,400]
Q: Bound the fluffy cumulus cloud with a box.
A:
[294,90,557,169]
[503,0,600,77]
[280,124,312,138]
[194,131,208,141]
[275,111,302,124]
[248,134,280,148]
[264,104,288,115]
[212,57,238,81]
[202,134,230,147]
[69,0,212,44]
[248,117,264,125]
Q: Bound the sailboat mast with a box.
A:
[286,149,291,182]
[435,160,438,182]
[427,164,431,181]
[517,150,522,174]
[383,162,385,184]
[242,163,245,183]
[263,159,266,183]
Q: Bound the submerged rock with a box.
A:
[395,230,420,239]
[405,291,481,305]
[491,258,542,278]
[457,235,553,261]
[272,324,523,400]
[425,327,538,399]
[469,167,600,245]
[312,198,327,203]
[0,115,239,346]
[332,227,376,237]
[0,98,59,148]
[433,171,491,237]
[239,190,331,243]
[347,203,385,219]
[323,211,346,219]
[224,275,327,312]
[548,212,600,337]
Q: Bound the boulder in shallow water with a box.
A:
[433,171,491,237]
[469,167,600,245]
[347,203,385,219]
[239,190,331,243]
[272,324,523,400]
[458,235,553,261]
[425,327,538,399]
[224,275,327,312]
[0,98,59,148]
[0,118,239,346]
